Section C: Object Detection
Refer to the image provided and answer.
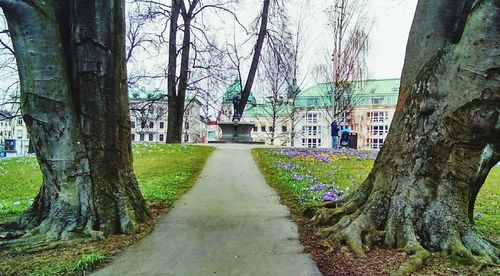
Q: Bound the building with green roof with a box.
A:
[218,78,400,150]
[222,79,256,104]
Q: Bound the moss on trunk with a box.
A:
[0,0,149,240]
[310,0,500,272]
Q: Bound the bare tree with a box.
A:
[315,0,370,123]
[130,0,236,143]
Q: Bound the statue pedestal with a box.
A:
[213,121,263,144]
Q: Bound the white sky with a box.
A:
[290,0,418,82]
[363,0,418,79]
[215,0,418,92]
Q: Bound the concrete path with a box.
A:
[94,144,321,276]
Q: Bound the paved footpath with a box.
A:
[94,144,321,276]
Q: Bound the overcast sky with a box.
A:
[222,0,418,88]
[290,0,418,82]
[363,0,418,79]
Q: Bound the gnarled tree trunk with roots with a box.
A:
[309,0,499,271]
[0,0,149,240]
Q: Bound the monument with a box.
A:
[215,93,260,143]
[211,80,263,144]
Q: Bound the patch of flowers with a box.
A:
[276,148,377,163]
[270,148,375,204]
[299,181,348,203]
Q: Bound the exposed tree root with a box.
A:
[0,232,94,254]
[392,243,430,276]
[310,205,499,275]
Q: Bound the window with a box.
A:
[184,134,189,142]
[159,134,164,142]
[253,126,258,132]
[184,122,190,130]
[339,112,350,123]
[261,126,266,132]
[366,138,384,150]
[17,118,23,125]
[269,126,274,132]
[185,108,190,115]
[149,134,154,141]
[131,134,135,141]
[149,122,154,128]
[305,112,319,123]
[16,130,23,139]
[141,121,146,129]
[131,121,136,128]
[302,125,321,136]
[159,122,165,129]
[367,125,389,136]
[302,138,321,148]
[282,126,287,132]
[157,107,165,115]
[371,97,384,105]
[367,111,388,123]
[140,134,145,141]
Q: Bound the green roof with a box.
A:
[244,103,293,117]
[223,79,256,104]
[295,78,400,107]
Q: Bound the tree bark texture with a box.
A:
[310,0,499,269]
[0,0,149,239]
[166,0,182,143]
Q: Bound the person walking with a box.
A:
[330,121,340,149]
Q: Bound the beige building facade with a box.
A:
[219,79,400,150]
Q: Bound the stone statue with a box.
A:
[232,93,241,121]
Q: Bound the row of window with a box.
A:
[302,138,321,148]
[367,111,388,123]
[131,121,190,130]
[367,125,389,136]
[253,125,288,133]
[131,133,190,142]
[0,118,24,127]
[0,130,25,139]
[366,138,384,150]
[302,125,321,136]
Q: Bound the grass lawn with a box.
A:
[253,148,500,275]
[0,144,213,275]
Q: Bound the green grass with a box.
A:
[0,144,213,219]
[0,144,213,275]
[475,167,500,240]
[252,148,374,211]
[253,148,500,241]
[0,157,42,222]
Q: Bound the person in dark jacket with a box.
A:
[330,121,339,149]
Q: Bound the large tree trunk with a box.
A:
[166,0,182,143]
[0,0,149,240]
[68,0,149,235]
[166,0,197,143]
[310,0,499,270]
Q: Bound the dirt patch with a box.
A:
[293,215,408,276]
